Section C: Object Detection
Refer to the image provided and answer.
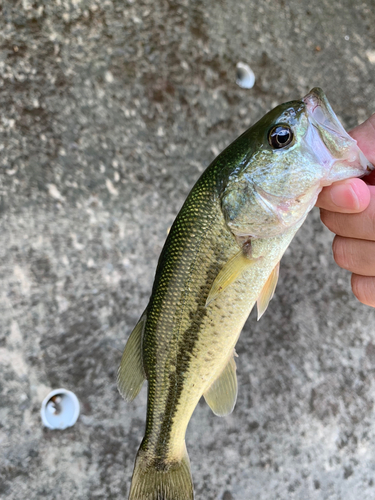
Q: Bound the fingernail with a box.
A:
[330,184,360,210]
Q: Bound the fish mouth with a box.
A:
[303,87,374,180]
[303,87,348,138]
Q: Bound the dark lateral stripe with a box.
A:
[154,260,219,460]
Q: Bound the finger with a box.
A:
[351,274,375,308]
[332,236,375,276]
[320,185,375,241]
[316,178,371,213]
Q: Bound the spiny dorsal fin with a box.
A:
[257,262,280,320]
[203,354,238,417]
[117,312,147,402]
[206,250,257,306]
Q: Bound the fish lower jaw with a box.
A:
[322,165,372,186]
[322,143,374,184]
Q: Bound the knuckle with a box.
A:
[351,275,363,301]
[370,212,375,240]
[332,236,349,269]
[320,209,336,232]
[320,209,346,236]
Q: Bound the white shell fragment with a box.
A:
[41,388,80,430]
[236,62,255,89]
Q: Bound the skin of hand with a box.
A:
[316,114,375,308]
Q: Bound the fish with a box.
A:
[118,88,373,500]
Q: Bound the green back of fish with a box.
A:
[143,138,245,430]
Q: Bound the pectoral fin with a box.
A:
[203,354,238,416]
[257,262,280,320]
[206,250,257,306]
[117,312,147,401]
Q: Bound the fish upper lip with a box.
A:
[303,87,348,138]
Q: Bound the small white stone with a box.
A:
[106,178,118,196]
[236,62,255,89]
[122,257,130,267]
[366,50,375,64]
[48,184,64,201]
[105,71,114,83]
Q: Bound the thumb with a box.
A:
[316,178,371,213]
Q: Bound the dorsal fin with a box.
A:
[203,354,238,416]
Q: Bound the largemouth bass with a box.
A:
[118,88,373,500]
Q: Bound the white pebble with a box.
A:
[48,184,64,201]
[366,50,375,64]
[236,62,255,89]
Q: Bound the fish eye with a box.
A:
[268,125,293,149]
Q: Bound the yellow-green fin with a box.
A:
[129,443,194,500]
[203,354,238,416]
[117,312,147,402]
[257,262,280,320]
[206,250,256,306]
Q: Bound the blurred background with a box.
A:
[1,0,375,499]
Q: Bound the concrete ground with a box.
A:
[1,0,375,499]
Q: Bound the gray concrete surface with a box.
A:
[1,0,375,499]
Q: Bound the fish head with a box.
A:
[221,87,373,239]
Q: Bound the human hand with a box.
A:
[316,114,375,308]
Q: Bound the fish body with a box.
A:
[118,88,373,500]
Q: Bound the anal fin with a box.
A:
[204,354,238,417]
[117,311,147,401]
[206,249,257,306]
[257,262,280,320]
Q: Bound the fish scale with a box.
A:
[141,144,252,461]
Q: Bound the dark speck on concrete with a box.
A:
[222,491,234,500]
